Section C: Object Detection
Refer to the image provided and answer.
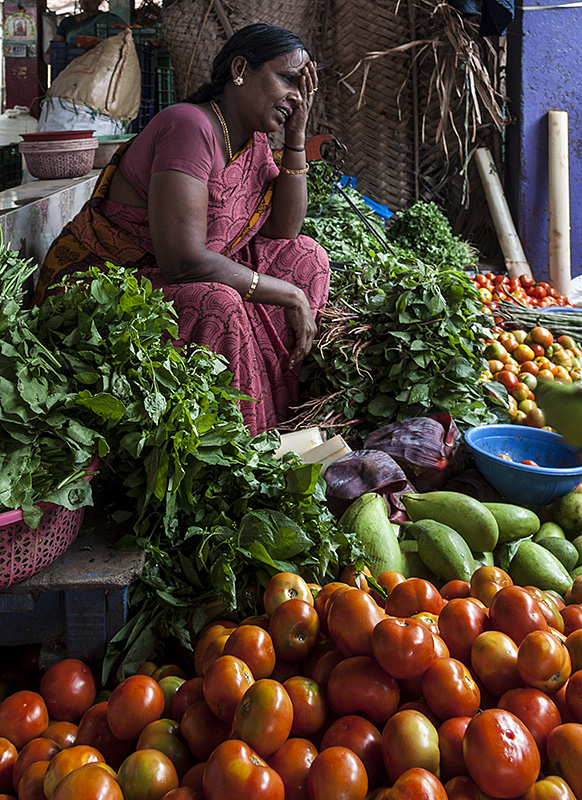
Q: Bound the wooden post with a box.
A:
[548,110,571,299]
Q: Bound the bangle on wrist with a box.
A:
[284,144,306,152]
[243,270,260,301]
[279,163,309,175]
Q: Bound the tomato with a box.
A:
[43,745,104,799]
[0,739,16,794]
[519,775,577,800]
[180,762,205,792]
[489,585,550,645]
[385,578,446,617]
[320,715,384,789]
[340,564,373,592]
[326,656,399,727]
[106,675,164,741]
[233,679,293,758]
[136,718,192,780]
[378,767,448,800]
[39,659,96,722]
[565,629,582,672]
[268,599,320,662]
[76,701,133,770]
[283,676,327,738]
[151,664,187,682]
[307,746,368,800]
[268,737,317,800]
[193,621,238,676]
[203,654,254,723]
[327,588,385,658]
[470,566,513,607]
[16,760,50,800]
[564,669,582,722]
[199,633,233,676]
[411,612,440,636]
[371,617,435,680]
[158,676,186,718]
[223,624,276,679]
[561,604,582,636]
[440,580,471,600]
[12,737,60,793]
[422,658,480,720]
[438,597,490,664]
[306,645,343,690]
[546,723,582,799]
[239,613,270,630]
[51,763,123,800]
[517,630,571,692]
[204,739,284,800]
[438,716,471,783]
[40,721,77,749]
[497,687,562,760]
[313,582,349,634]
[470,630,522,699]
[157,788,201,800]
[463,709,541,798]
[381,709,440,783]
[375,570,407,598]
[0,691,49,749]
[444,774,497,799]
[263,572,314,617]
[524,588,565,632]
[495,370,519,391]
[171,677,204,722]
[117,749,179,800]
[180,700,231,761]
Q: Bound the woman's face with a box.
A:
[242,49,312,132]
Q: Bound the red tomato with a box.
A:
[203,655,254,723]
[158,676,186,718]
[470,566,513,608]
[0,691,49,749]
[546,723,582,799]
[384,578,446,617]
[308,746,368,800]
[305,645,343,690]
[320,715,385,789]
[11,737,60,793]
[498,687,562,760]
[157,789,201,800]
[0,739,16,794]
[106,675,164,741]
[180,700,231,762]
[326,656,400,727]
[51,763,123,800]
[39,659,96,722]
[374,570,407,603]
[117,749,179,800]
[283,676,327,738]
[171,677,204,722]
[262,572,314,616]
[518,775,577,800]
[203,739,284,800]
[43,745,104,799]
[470,630,522,700]
[193,622,237,677]
[199,633,233,676]
[223,624,276,679]
[438,716,471,783]
[422,658,481,720]
[381,709,440,783]
[40,721,77,749]
[151,664,186,682]
[313,582,349,634]
[560,604,582,636]
[517,630,571,692]
[566,629,582,672]
[268,599,320,662]
[76,701,133,770]
[438,597,491,664]
[233,679,293,758]
[136,718,192,780]
[564,669,582,722]
[16,760,50,800]
[379,767,448,800]
[463,709,541,798]
[524,588,566,632]
[489,586,550,645]
[327,588,385,657]
[440,580,471,600]
[340,564,373,592]
[268,737,317,800]
[444,774,497,799]
[180,762,205,792]
[371,617,435,680]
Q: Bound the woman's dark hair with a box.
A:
[185,23,311,103]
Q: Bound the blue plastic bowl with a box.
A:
[464,424,582,507]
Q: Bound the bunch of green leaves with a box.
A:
[299,250,508,441]
[385,200,479,271]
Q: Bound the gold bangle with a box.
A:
[243,270,260,301]
[279,164,309,175]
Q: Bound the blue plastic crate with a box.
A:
[135,42,156,102]
[130,98,155,133]
[50,41,87,79]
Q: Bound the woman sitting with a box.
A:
[34,23,329,437]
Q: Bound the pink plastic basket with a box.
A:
[0,458,99,589]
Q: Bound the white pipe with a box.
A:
[474,147,533,278]
[548,110,571,299]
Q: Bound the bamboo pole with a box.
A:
[475,147,533,277]
[548,110,571,299]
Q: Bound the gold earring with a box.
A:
[233,61,246,86]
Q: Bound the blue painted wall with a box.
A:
[506,3,582,280]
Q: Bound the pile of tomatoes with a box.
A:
[3,567,582,800]
[473,273,573,309]
[481,325,582,427]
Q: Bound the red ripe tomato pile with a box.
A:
[3,569,582,799]
[473,272,572,310]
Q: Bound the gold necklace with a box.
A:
[210,100,233,162]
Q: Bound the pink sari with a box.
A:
[34,133,329,436]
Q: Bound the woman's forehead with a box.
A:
[266,49,310,72]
